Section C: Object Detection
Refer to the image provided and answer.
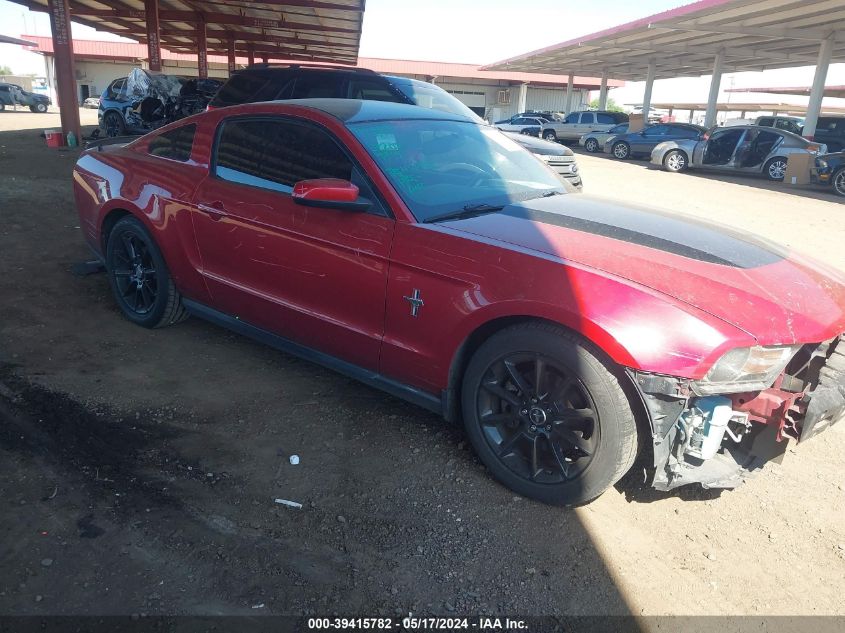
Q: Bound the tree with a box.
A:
[0,65,14,76]
[589,97,624,112]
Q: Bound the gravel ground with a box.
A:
[0,110,843,621]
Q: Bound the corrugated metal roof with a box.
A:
[484,0,845,81]
[23,36,618,88]
[10,0,363,65]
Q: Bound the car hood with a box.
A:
[435,194,845,345]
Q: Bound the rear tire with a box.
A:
[832,167,845,197]
[612,141,630,160]
[764,157,787,181]
[105,217,188,329]
[543,130,557,142]
[663,149,688,173]
[31,102,48,113]
[584,138,599,153]
[461,322,638,506]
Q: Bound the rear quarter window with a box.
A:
[147,124,196,162]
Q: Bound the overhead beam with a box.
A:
[158,27,358,49]
[652,22,845,43]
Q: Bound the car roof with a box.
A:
[246,98,479,124]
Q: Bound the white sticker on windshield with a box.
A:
[376,133,399,151]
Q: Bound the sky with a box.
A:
[1,0,844,111]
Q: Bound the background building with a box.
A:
[21,35,620,121]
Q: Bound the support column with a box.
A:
[598,69,609,110]
[704,50,725,128]
[516,82,528,114]
[144,0,161,72]
[247,44,255,66]
[197,20,208,78]
[262,54,269,64]
[47,0,81,142]
[227,35,236,75]
[803,35,834,139]
[564,73,574,114]
[641,60,657,125]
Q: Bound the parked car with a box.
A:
[494,115,549,136]
[606,123,707,160]
[808,116,845,152]
[503,131,581,188]
[0,83,51,112]
[754,115,804,135]
[73,99,845,506]
[207,63,481,122]
[99,69,223,137]
[540,110,628,142]
[651,125,826,180]
[580,123,629,153]
[812,152,845,197]
[83,96,101,109]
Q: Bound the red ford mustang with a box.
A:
[73,100,845,505]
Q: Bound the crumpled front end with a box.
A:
[631,334,845,491]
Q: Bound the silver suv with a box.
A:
[541,110,628,142]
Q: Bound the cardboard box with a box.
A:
[783,152,812,185]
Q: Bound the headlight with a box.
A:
[817,159,829,169]
[693,345,800,395]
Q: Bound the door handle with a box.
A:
[197,202,226,221]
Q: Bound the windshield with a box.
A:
[386,77,484,123]
[350,119,568,222]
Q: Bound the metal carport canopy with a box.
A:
[482,0,845,136]
[12,0,364,65]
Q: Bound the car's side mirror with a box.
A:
[292,179,371,212]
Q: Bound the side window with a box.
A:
[290,73,343,99]
[564,112,579,124]
[214,118,384,214]
[596,112,616,124]
[579,113,595,125]
[148,124,196,162]
[348,78,403,103]
[674,126,702,139]
[757,118,773,127]
[643,125,668,136]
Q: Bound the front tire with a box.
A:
[584,138,599,153]
[461,323,638,506]
[764,157,787,181]
[543,130,557,142]
[105,217,188,329]
[612,141,630,160]
[663,149,688,172]
[103,111,125,138]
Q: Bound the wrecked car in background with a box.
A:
[98,69,222,137]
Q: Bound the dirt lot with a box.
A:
[1,110,844,623]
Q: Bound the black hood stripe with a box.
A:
[499,200,783,269]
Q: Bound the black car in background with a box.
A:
[606,122,707,160]
[814,152,845,197]
[208,63,480,121]
[810,116,845,152]
[0,83,51,112]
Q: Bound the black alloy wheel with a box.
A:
[104,111,124,138]
[462,323,639,505]
[476,352,599,484]
[105,217,187,328]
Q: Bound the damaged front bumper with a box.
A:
[629,334,845,491]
